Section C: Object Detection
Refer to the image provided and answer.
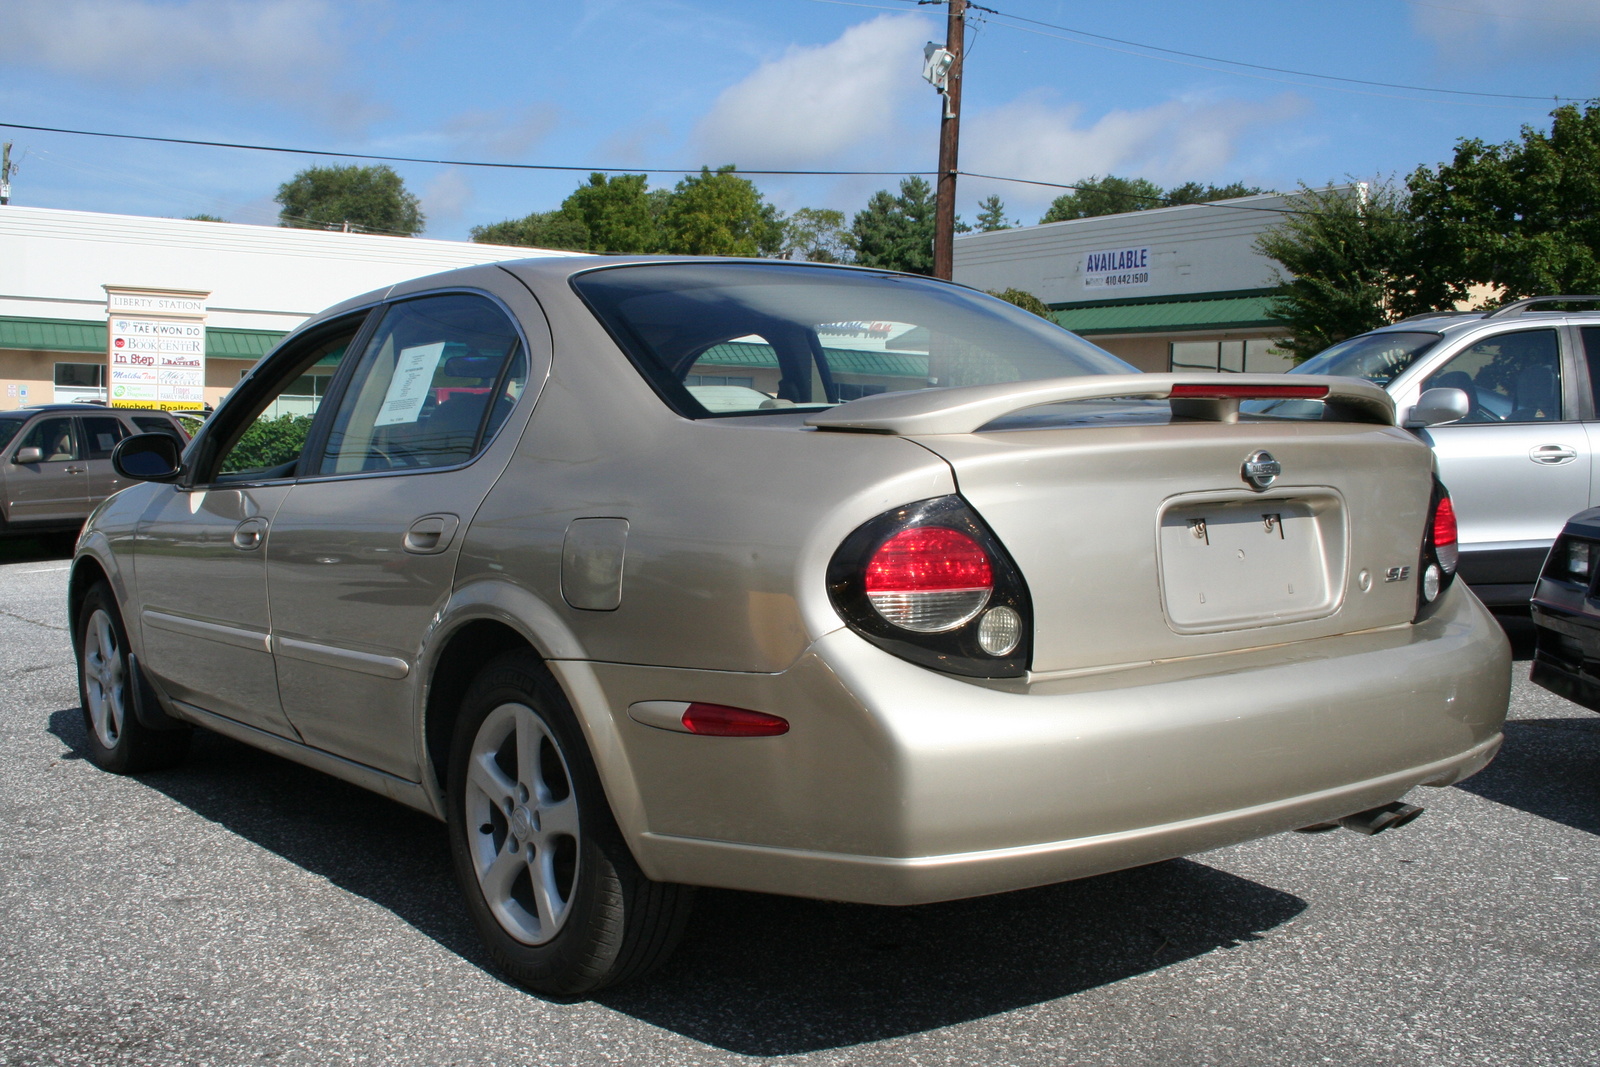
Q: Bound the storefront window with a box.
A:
[1169,340,1294,374]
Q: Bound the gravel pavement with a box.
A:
[1,541,1595,1066]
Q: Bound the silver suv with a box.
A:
[1286,297,1600,607]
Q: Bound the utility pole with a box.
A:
[932,0,966,280]
[0,143,15,206]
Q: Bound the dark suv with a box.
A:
[0,404,188,536]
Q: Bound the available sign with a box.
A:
[1082,246,1151,289]
[104,286,210,411]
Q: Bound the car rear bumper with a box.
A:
[577,582,1511,905]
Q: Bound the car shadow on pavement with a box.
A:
[0,533,76,565]
[48,709,1306,1055]
[600,861,1305,1055]
[1455,715,1600,836]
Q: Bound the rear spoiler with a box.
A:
[805,374,1394,436]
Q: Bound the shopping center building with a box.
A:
[952,190,1313,374]
[0,206,574,410]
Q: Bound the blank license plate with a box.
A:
[1158,500,1335,631]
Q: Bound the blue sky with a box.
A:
[2,0,1596,240]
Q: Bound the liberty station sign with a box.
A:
[104,286,210,411]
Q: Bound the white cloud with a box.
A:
[961,91,1306,211]
[1410,0,1600,53]
[442,105,560,160]
[421,168,473,230]
[0,0,369,117]
[693,14,934,168]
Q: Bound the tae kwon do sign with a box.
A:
[1082,246,1151,289]
[104,286,210,411]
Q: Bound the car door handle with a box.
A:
[1529,444,1579,465]
[404,513,460,555]
[233,517,268,551]
[63,466,87,474]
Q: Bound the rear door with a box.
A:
[264,286,543,778]
[1416,326,1588,590]
[80,414,130,509]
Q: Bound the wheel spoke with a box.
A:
[482,840,524,901]
[467,753,515,815]
[539,794,580,840]
[514,712,547,799]
[528,851,564,931]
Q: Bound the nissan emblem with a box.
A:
[1242,450,1281,491]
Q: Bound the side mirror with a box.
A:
[13,446,43,464]
[1404,387,1470,428]
[112,432,182,482]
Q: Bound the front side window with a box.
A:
[1423,328,1562,423]
[572,263,1132,418]
[208,322,361,480]
[316,293,525,475]
[19,417,79,461]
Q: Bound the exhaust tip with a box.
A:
[1338,801,1424,836]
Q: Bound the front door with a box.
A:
[133,316,368,737]
[6,416,88,523]
[1420,327,1589,586]
[265,291,534,778]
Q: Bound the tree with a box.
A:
[987,288,1053,319]
[561,172,660,254]
[470,210,590,250]
[1408,101,1600,299]
[1041,175,1164,222]
[185,213,227,222]
[275,164,424,235]
[975,194,1014,231]
[657,166,784,257]
[1254,183,1417,361]
[1164,181,1265,205]
[851,176,937,274]
[782,207,852,262]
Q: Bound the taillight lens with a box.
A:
[828,495,1032,678]
[865,526,993,632]
[1432,495,1458,575]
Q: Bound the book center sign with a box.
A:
[104,286,210,411]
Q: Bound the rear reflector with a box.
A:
[681,703,789,737]
[1170,383,1330,400]
[865,526,993,632]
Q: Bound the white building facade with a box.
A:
[953,191,1317,374]
[0,206,576,410]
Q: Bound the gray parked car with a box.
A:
[71,258,1510,995]
[1280,297,1600,606]
[0,403,188,537]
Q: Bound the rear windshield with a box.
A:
[571,263,1133,418]
[0,417,25,451]
[1291,330,1443,386]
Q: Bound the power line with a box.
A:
[0,122,933,180]
[899,0,1583,104]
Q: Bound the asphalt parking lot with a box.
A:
[1,539,1595,1067]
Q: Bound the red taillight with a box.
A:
[680,703,789,737]
[864,526,993,632]
[1432,494,1458,574]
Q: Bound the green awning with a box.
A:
[702,341,927,379]
[1052,295,1277,335]
[0,316,287,360]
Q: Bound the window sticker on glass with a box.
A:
[375,342,447,426]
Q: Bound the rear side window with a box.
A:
[316,293,526,475]
[572,262,1131,418]
[132,415,186,443]
[82,416,129,459]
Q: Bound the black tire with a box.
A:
[76,582,190,774]
[446,650,694,996]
